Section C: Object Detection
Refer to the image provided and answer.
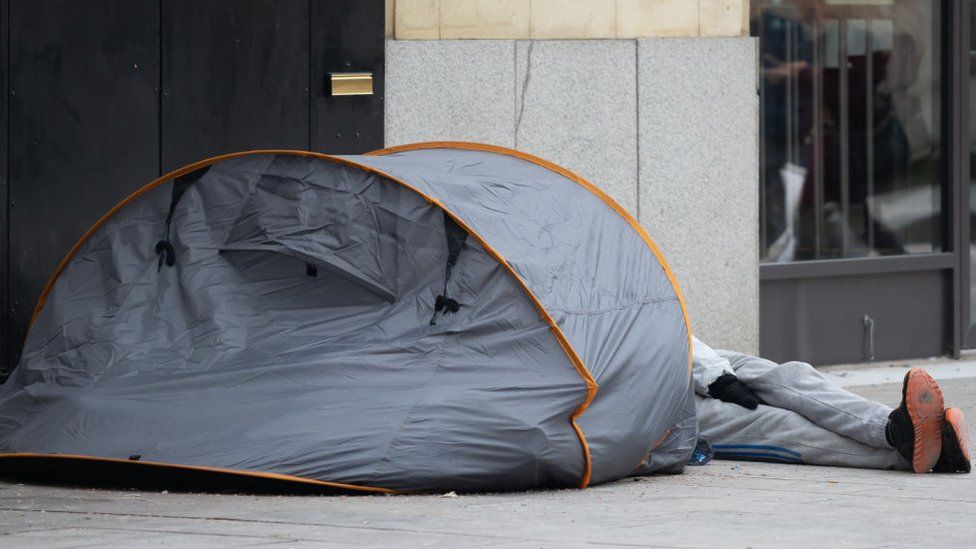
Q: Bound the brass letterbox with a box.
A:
[329,72,373,96]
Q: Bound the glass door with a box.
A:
[753,0,954,364]
[756,0,944,264]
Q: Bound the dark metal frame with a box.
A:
[953,0,974,353]
[759,0,972,359]
[760,253,957,280]
[0,0,8,371]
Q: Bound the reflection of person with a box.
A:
[817,25,911,257]
[758,7,814,256]
[756,2,916,260]
[692,337,970,474]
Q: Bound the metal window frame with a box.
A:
[954,0,974,353]
[761,253,957,280]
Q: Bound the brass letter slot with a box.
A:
[329,72,373,96]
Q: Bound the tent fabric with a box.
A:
[0,144,694,492]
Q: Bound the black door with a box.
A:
[161,0,311,171]
[0,0,385,372]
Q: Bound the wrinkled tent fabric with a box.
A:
[0,144,695,492]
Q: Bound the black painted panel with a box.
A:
[2,0,385,372]
[1,0,9,371]
[311,0,385,154]
[7,0,159,368]
[161,0,310,171]
[760,271,949,365]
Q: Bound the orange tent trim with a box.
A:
[0,452,399,494]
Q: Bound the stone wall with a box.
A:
[385,37,760,353]
[387,0,749,39]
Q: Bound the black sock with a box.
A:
[885,406,914,453]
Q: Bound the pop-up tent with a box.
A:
[0,143,694,492]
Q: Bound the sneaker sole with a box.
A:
[905,368,944,473]
[945,407,971,469]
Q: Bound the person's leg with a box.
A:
[696,395,909,470]
[718,350,891,449]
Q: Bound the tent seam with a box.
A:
[547,295,678,317]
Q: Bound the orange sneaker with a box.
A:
[901,368,945,473]
[934,407,971,473]
[886,368,945,473]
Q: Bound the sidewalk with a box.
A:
[2,362,975,548]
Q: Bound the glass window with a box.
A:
[752,1,943,262]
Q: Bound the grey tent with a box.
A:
[0,143,694,493]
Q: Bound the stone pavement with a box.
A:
[1,363,974,548]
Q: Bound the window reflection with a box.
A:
[752,1,943,262]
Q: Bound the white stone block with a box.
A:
[514,40,638,215]
[637,37,759,353]
[385,40,516,147]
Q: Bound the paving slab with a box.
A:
[1,375,974,548]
